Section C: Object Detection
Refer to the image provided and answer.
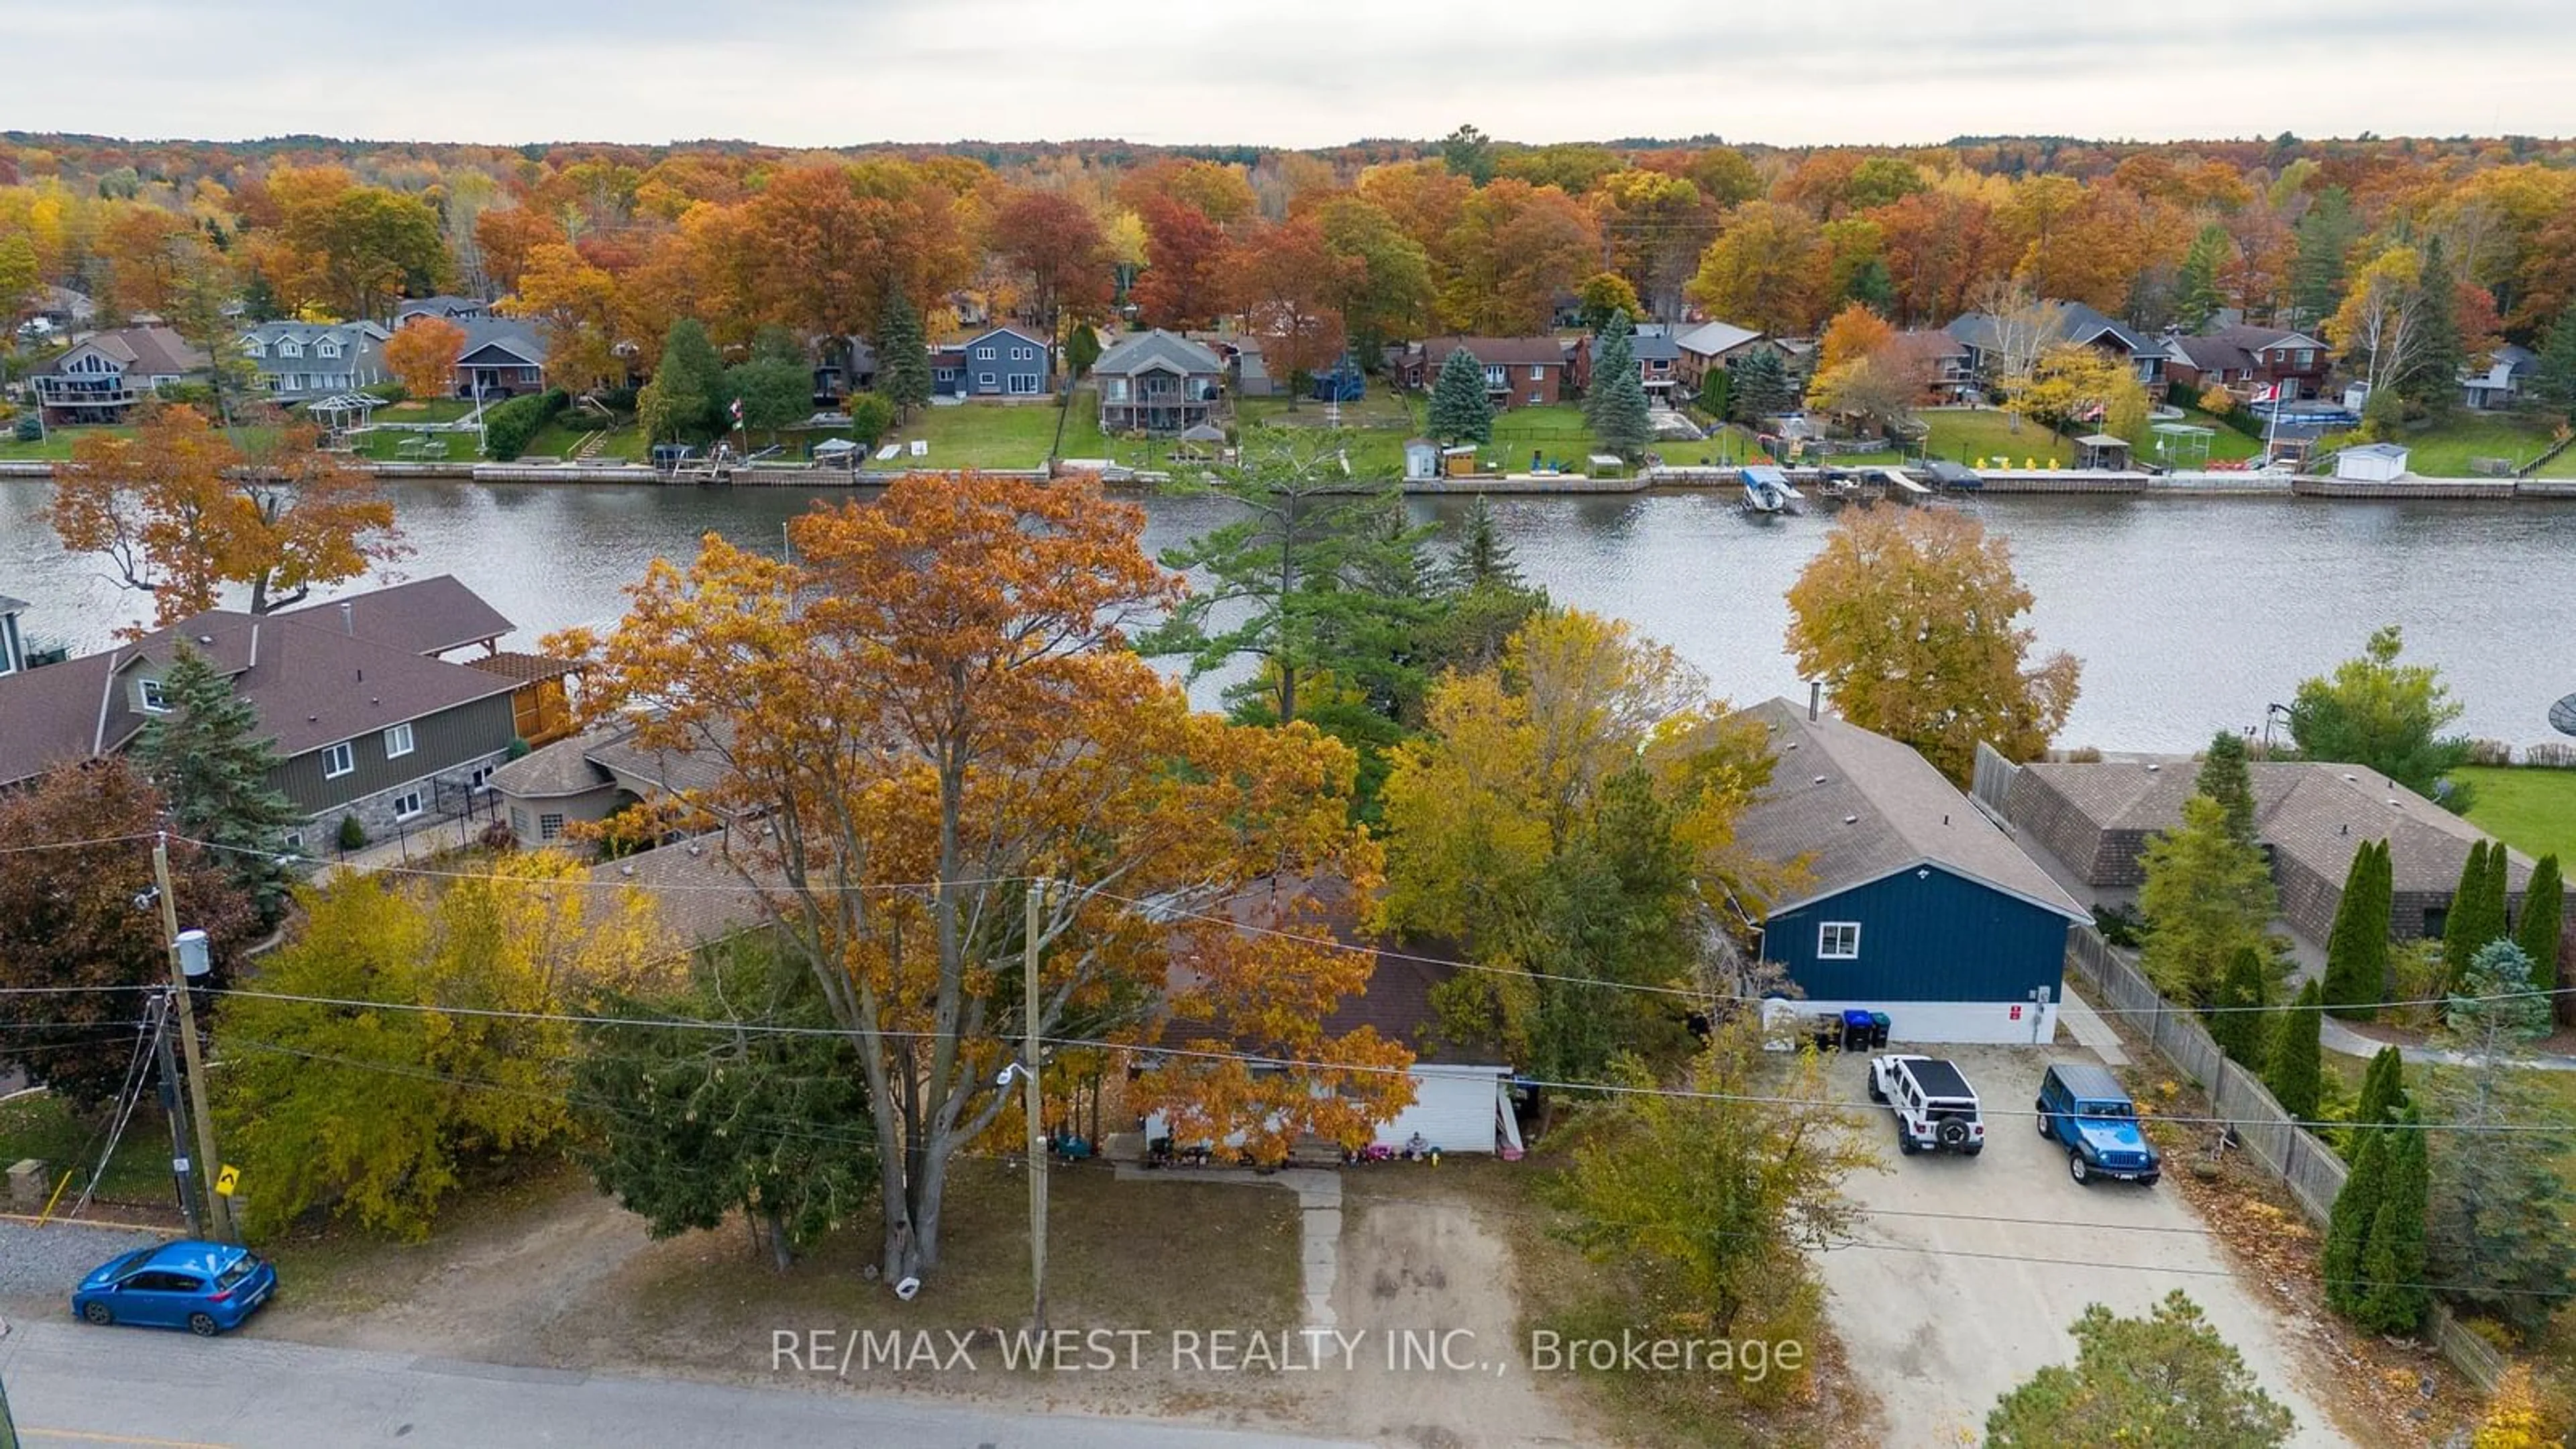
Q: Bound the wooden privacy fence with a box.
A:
[2062,927,2508,1391]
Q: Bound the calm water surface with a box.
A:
[2,481,2566,753]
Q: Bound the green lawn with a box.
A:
[370,398,479,423]
[0,1091,171,1207]
[2398,416,2563,478]
[354,429,470,462]
[2457,766,2576,865]
[885,400,1067,468]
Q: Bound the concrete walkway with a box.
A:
[1114,1164,1342,1330]
[2319,1015,2576,1071]
[2055,984,2129,1066]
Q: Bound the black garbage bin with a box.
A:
[1868,1011,1891,1049]
[1840,1010,1874,1051]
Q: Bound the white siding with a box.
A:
[1371,1066,1511,1154]
[1784,998,2060,1046]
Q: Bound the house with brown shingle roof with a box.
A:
[2003,759,2573,976]
[1734,698,2088,1044]
[488,717,733,849]
[30,325,210,422]
[1394,336,1587,408]
[0,577,526,846]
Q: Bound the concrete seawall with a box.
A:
[3,455,2568,500]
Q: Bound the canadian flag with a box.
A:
[2249,382,2280,404]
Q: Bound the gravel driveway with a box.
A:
[0,1219,164,1305]
[1815,1044,2352,1447]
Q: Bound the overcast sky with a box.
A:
[14,0,2575,150]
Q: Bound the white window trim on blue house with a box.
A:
[1817,922,1861,959]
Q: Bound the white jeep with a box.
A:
[1868,1053,1985,1157]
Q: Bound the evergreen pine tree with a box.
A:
[2323,838,2392,1018]
[133,643,300,922]
[1443,494,1523,591]
[2262,979,2323,1121]
[2400,240,2465,425]
[2322,1118,2390,1317]
[2354,1044,2407,1129]
[1728,349,1795,427]
[2289,186,2360,327]
[2353,1109,2432,1334]
[2516,853,2563,1024]
[2175,223,2231,332]
[1586,311,1653,461]
[2531,294,2576,419]
[2206,944,2271,1067]
[2196,731,2257,846]
[638,318,727,444]
[2443,840,2496,991]
[1430,346,1494,445]
[878,287,933,419]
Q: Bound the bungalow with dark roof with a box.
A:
[2001,758,2573,981]
[1094,329,1226,433]
[393,295,492,327]
[449,318,549,398]
[1395,336,1584,408]
[0,576,531,845]
[1946,301,2173,398]
[1735,698,2089,1044]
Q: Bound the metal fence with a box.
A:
[2062,928,2508,1390]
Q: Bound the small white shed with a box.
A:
[2334,442,2410,482]
[1372,1064,1520,1156]
[1403,437,1442,481]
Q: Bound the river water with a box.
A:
[3,480,2569,753]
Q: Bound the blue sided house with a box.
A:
[931,326,1053,398]
[1735,697,2089,1044]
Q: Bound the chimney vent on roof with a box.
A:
[1809,681,1821,722]
[197,635,213,645]
[1842,814,1859,825]
[307,714,318,722]
[339,600,354,636]
[1813,775,1826,785]
[2145,762,2160,772]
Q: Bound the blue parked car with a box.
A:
[72,1240,276,1336]
[2035,1061,2161,1186]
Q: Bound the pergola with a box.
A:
[307,392,381,429]
[2149,421,2214,468]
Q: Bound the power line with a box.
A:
[199,984,2576,1138]
[209,1028,2576,1301]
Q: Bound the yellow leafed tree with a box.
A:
[1785,508,2081,784]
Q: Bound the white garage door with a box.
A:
[1375,1067,1510,1154]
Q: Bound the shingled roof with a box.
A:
[2013,759,2537,896]
[275,575,513,657]
[1737,698,2088,920]
[0,587,521,789]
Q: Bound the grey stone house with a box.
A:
[2003,759,2573,971]
[0,576,527,847]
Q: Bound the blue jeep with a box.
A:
[2035,1061,2160,1186]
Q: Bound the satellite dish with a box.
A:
[2553,692,2576,739]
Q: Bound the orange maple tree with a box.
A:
[383,315,466,399]
[1229,217,1359,407]
[52,404,403,624]
[553,473,1410,1284]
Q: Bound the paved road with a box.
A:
[0,1313,1368,1449]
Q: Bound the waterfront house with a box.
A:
[1395,337,1582,408]
[1887,329,1977,402]
[810,337,877,405]
[1672,319,1774,396]
[0,576,532,845]
[1094,330,1226,434]
[2460,344,2536,412]
[2161,325,2330,402]
[2002,757,2572,975]
[449,318,549,398]
[1732,697,2088,1044]
[1582,323,1683,399]
[2334,442,2410,482]
[930,325,1052,399]
[239,321,390,401]
[28,326,209,423]
[1946,301,2172,398]
[393,295,492,328]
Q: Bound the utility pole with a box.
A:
[154,833,234,1244]
[1023,877,1049,1335]
[149,991,201,1237]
